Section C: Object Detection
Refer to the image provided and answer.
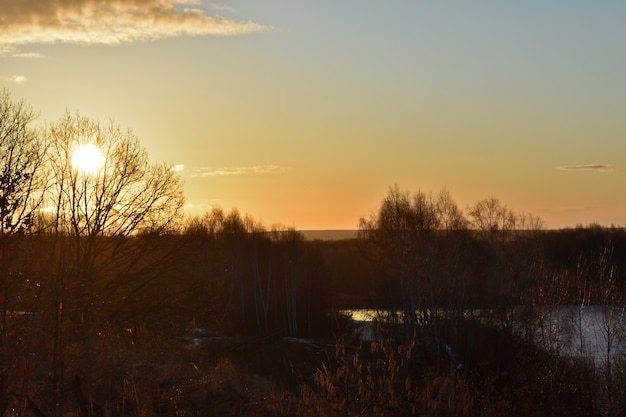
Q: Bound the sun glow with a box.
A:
[72,143,105,174]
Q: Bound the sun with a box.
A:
[72,143,105,174]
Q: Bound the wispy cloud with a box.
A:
[10,75,27,84]
[171,164,185,172]
[12,52,45,59]
[0,45,13,55]
[556,164,618,173]
[209,3,237,13]
[184,199,225,216]
[0,0,271,55]
[191,165,291,178]
[0,74,28,84]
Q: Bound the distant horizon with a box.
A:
[182,197,626,232]
[299,224,626,241]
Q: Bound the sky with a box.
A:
[1,1,625,230]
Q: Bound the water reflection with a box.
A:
[343,305,626,364]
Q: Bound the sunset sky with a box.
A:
[1,1,625,230]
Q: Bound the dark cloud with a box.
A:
[556,164,617,173]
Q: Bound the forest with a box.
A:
[2,88,626,416]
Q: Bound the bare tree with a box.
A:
[467,196,517,239]
[436,187,468,234]
[359,184,423,340]
[41,112,184,414]
[592,245,625,415]
[359,185,462,359]
[0,89,48,402]
[183,209,322,337]
[47,112,184,236]
[45,111,185,317]
[0,89,48,236]
[467,197,519,327]
[271,226,305,336]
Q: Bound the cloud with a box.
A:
[0,45,13,55]
[1,74,28,84]
[0,0,271,54]
[12,52,45,59]
[171,164,185,172]
[191,165,290,178]
[556,164,618,173]
[209,3,237,13]
[11,75,27,83]
[184,199,223,213]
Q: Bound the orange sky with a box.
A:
[2,1,625,229]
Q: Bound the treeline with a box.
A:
[178,207,331,337]
[355,184,626,313]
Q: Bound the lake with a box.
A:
[344,305,626,365]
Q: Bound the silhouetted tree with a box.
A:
[40,111,185,415]
[467,197,520,326]
[359,184,474,372]
[45,111,185,322]
[0,88,48,403]
[359,184,424,339]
